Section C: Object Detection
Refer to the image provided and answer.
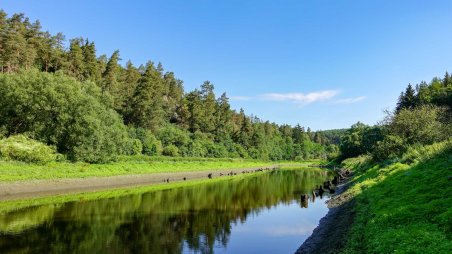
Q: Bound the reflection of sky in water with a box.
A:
[183,198,329,254]
[0,170,332,253]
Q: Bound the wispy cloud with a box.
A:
[260,90,339,105]
[230,96,252,101]
[334,96,366,104]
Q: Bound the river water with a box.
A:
[0,168,332,254]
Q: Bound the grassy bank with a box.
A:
[340,141,452,253]
[0,155,310,182]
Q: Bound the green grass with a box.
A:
[342,141,452,253]
[0,155,307,182]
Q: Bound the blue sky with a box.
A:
[3,1,452,130]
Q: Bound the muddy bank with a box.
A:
[295,173,354,254]
[0,166,279,201]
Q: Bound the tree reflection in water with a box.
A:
[0,169,332,254]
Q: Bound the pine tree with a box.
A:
[200,81,217,133]
[2,13,27,72]
[129,61,165,130]
[119,60,141,117]
[444,71,451,87]
[214,92,233,142]
[396,84,418,113]
[163,72,184,123]
[82,39,101,82]
[0,10,8,72]
[66,38,85,80]
[185,90,203,133]
[102,50,120,92]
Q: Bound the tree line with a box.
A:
[0,11,338,163]
[339,72,451,161]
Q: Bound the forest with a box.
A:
[338,74,451,162]
[0,11,338,163]
[0,8,451,254]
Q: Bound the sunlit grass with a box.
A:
[0,156,307,182]
[342,141,452,253]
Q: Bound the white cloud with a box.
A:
[334,96,366,104]
[260,90,339,105]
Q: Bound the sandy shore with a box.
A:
[0,166,279,201]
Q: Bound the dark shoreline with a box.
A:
[295,175,355,254]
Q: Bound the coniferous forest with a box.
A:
[0,11,339,163]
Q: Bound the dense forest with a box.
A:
[339,73,451,162]
[0,11,338,163]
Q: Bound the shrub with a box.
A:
[156,125,190,148]
[388,105,448,145]
[162,144,179,157]
[130,128,162,156]
[372,135,407,162]
[127,138,143,155]
[0,135,57,163]
[207,143,229,158]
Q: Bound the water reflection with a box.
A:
[0,169,333,254]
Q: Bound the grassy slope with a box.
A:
[0,155,311,182]
[341,142,452,253]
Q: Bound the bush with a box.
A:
[372,135,407,162]
[126,138,143,155]
[207,143,229,158]
[388,105,448,145]
[162,144,179,157]
[156,125,190,148]
[0,135,57,163]
[130,128,162,156]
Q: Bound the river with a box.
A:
[0,168,333,254]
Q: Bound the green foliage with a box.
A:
[340,72,451,163]
[0,10,341,163]
[126,138,143,156]
[339,122,383,159]
[400,139,451,164]
[0,135,57,163]
[162,144,179,157]
[0,70,129,163]
[371,135,406,162]
[388,105,449,145]
[343,142,452,253]
[129,127,162,156]
[156,125,190,149]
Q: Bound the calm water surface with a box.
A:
[0,169,332,254]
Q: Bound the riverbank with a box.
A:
[297,141,451,254]
[0,156,297,182]
[340,142,452,253]
[0,165,287,201]
[295,170,354,254]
